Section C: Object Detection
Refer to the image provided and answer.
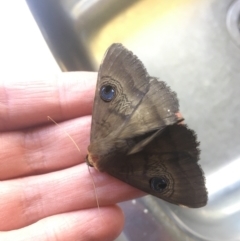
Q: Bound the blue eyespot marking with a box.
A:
[150,177,167,192]
[100,84,115,102]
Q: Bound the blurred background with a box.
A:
[2,0,240,240]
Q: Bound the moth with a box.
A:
[86,43,207,208]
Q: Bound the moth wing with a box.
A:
[121,77,180,154]
[90,43,179,156]
[101,124,207,208]
[119,77,179,140]
[90,43,150,142]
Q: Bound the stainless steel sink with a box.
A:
[26,0,240,240]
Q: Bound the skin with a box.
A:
[0,72,144,241]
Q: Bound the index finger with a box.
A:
[0,72,97,131]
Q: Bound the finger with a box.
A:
[0,116,90,180]
[0,164,144,230]
[0,72,97,131]
[0,111,184,180]
[1,206,124,241]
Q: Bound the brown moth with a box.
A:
[86,43,207,208]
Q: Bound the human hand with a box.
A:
[0,72,144,241]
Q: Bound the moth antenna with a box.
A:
[47,116,105,222]
[47,116,81,152]
[87,165,105,223]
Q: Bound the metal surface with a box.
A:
[26,0,240,240]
